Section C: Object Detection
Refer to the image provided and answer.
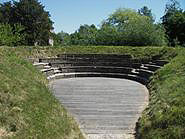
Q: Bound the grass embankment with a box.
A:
[137,49,185,139]
[15,45,177,60]
[0,47,84,138]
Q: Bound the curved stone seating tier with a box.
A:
[47,72,148,85]
[57,54,132,59]
[59,66,133,73]
[49,62,142,69]
[35,54,168,85]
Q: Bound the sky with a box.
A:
[2,0,185,33]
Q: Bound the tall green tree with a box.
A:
[0,0,53,46]
[0,2,13,23]
[12,0,53,46]
[162,0,185,46]
[105,8,167,46]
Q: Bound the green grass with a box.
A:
[14,45,178,60]
[136,49,185,139]
[0,45,185,139]
[0,47,84,139]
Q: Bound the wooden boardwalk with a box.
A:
[50,77,148,139]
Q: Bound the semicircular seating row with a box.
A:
[33,54,168,85]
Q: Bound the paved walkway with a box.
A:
[50,77,148,139]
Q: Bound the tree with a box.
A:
[96,23,120,45]
[0,1,13,24]
[70,24,98,45]
[138,6,155,22]
[105,8,167,46]
[162,0,185,46]
[0,0,53,46]
[12,0,53,46]
[53,31,71,46]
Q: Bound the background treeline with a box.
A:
[0,0,185,47]
[54,0,185,47]
[55,8,167,46]
[0,0,53,46]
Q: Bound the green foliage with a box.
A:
[70,24,98,45]
[104,8,167,46]
[68,8,167,46]
[13,0,53,46]
[137,48,185,138]
[0,0,53,46]
[0,1,13,23]
[162,0,185,46]
[0,47,84,138]
[138,6,155,22]
[96,23,119,45]
[53,31,71,46]
[0,24,25,46]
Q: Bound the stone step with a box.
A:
[33,62,49,69]
[47,72,148,84]
[141,64,161,71]
[59,66,133,74]
[87,133,134,139]
[81,129,131,134]
[81,126,131,132]
[40,67,59,72]
[50,62,141,68]
[62,104,146,110]
[57,54,132,59]
[152,60,168,66]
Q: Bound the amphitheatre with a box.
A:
[35,53,167,138]
[0,0,185,138]
[1,46,184,139]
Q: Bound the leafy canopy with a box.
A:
[162,0,185,46]
[103,8,167,46]
[0,0,53,46]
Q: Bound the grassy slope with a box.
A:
[0,47,84,139]
[16,46,177,60]
[137,49,185,139]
